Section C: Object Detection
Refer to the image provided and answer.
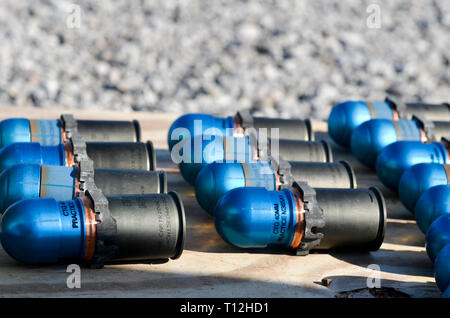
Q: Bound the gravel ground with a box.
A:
[0,0,449,119]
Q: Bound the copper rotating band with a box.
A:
[29,120,39,142]
[64,141,76,167]
[274,170,282,190]
[419,128,428,143]
[289,187,306,249]
[241,163,251,187]
[443,164,450,184]
[442,139,450,161]
[60,121,68,143]
[73,166,81,197]
[391,120,402,139]
[81,196,97,261]
[392,110,400,120]
[365,102,376,119]
[233,114,245,136]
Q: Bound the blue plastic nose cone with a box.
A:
[0,198,86,265]
[0,142,42,173]
[399,163,448,213]
[0,118,31,149]
[376,141,448,191]
[0,118,62,149]
[328,101,394,148]
[415,185,450,234]
[177,135,224,185]
[214,187,296,249]
[434,243,450,292]
[195,161,276,215]
[351,119,421,168]
[0,164,41,214]
[0,142,65,174]
[351,119,397,168]
[426,214,450,262]
[177,135,255,185]
[195,163,220,213]
[168,113,234,151]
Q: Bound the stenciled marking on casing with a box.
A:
[60,200,81,229]
[154,195,174,249]
[272,194,289,243]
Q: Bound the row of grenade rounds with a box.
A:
[168,110,387,256]
[328,96,450,297]
[0,115,185,268]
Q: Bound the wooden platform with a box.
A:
[0,106,441,297]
